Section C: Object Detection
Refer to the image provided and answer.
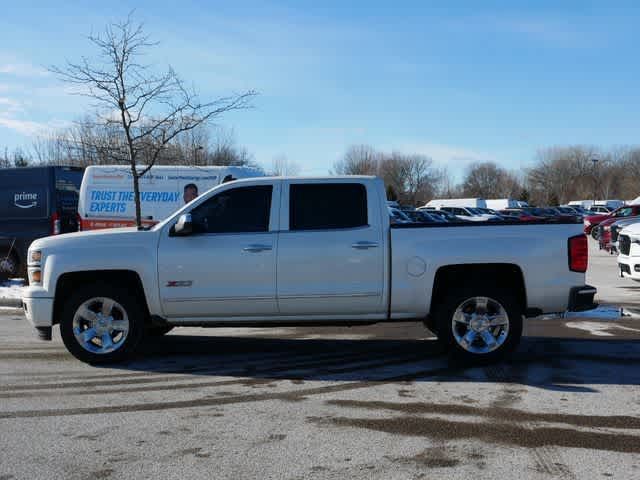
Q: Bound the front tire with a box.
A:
[59,283,145,364]
[434,286,523,364]
[591,227,599,240]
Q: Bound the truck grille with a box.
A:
[619,234,631,256]
[611,226,620,243]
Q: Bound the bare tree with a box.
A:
[379,152,440,205]
[271,154,301,176]
[527,146,600,205]
[332,145,380,175]
[462,162,521,199]
[0,147,31,168]
[50,14,256,227]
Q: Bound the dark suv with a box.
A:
[0,166,84,279]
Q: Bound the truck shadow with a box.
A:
[112,334,640,392]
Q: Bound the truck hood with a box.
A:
[597,216,619,228]
[621,222,640,237]
[30,228,153,252]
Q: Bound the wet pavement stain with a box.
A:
[325,399,640,430]
[387,446,461,469]
[313,415,640,454]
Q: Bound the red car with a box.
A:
[598,215,640,252]
[597,217,618,251]
[584,205,640,239]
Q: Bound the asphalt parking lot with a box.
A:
[1,241,639,480]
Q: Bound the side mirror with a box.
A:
[172,213,193,236]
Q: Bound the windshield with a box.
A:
[615,207,632,217]
[467,208,484,215]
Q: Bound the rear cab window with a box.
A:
[289,183,368,230]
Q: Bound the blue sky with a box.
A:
[1,1,640,177]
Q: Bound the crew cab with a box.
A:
[22,176,596,364]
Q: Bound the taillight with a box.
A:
[568,234,588,272]
[77,213,82,232]
[52,211,61,235]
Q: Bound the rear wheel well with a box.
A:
[430,264,526,317]
[53,270,150,325]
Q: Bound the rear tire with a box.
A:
[59,283,145,364]
[434,285,523,364]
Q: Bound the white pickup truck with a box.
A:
[22,176,596,364]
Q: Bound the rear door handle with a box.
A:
[351,241,379,250]
[243,244,273,253]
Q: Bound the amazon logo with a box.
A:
[14,192,39,209]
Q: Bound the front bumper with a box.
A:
[22,295,54,328]
[567,285,597,312]
[618,255,640,281]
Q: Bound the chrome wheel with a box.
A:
[72,297,129,354]
[451,296,509,354]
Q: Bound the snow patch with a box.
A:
[0,278,25,299]
[565,322,616,336]
[564,305,622,320]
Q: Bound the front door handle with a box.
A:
[351,241,379,250]
[243,244,273,253]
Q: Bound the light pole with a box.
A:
[194,145,204,165]
[591,157,599,206]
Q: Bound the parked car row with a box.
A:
[577,203,640,282]
[584,205,640,241]
[388,203,585,224]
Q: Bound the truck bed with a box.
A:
[389,220,585,317]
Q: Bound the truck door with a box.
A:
[157,182,280,318]
[276,180,386,316]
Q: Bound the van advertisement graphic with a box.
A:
[79,166,264,229]
[2,188,47,219]
[14,191,39,209]
[86,174,220,220]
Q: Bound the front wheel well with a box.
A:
[430,263,526,317]
[52,270,150,325]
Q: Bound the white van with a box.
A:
[569,199,624,210]
[78,165,264,230]
[485,199,520,210]
[425,198,487,209]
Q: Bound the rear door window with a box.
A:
[289,183,367,230]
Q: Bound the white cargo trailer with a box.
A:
[485,199,519,210]
[425,198,487,209]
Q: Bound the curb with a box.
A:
[0,298,22,308]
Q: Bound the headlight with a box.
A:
[584,220,591,226]
[604,226,611,231]
[28,250,43,285]
[29,250,42,264]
